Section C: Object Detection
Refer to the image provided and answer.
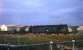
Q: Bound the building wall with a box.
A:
[77,25,83,32]
[7,26,17,31]
[78,25,83,30]
[0,25,8,31]
[68,26,79,33]
[68,27,72,32]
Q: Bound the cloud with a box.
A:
[0,0,3,15]
[48,7,78,16]
[2,0,83,25]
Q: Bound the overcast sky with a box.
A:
[0,0,83,25]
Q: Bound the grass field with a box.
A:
[0,33,80,44]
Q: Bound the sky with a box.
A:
[0,0,83,25]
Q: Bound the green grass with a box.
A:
[0,33,80,44]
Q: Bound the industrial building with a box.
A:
[0,24,69,34]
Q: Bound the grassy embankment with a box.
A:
[0,33,80,44]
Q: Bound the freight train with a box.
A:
[29,24,68,34]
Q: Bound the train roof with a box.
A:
[30,24,68,27]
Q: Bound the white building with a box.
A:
[25,27,30,32]
[0,24,30,32]
[0,24,8,31]
[68,27,73,32]
[77,25,83,32]
[7,25,23,32]
[68,26,79,33]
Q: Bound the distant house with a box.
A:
[68,27,72,32]
[77,25,83,33]
[18,26,30,32]
[68,26,79,33]
[0,24,30,33]
[7,25,23,32]
[0,24,8,31]
[24,26,30,32]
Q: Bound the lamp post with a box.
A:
[72,40,75,50]
[49,41,53,50]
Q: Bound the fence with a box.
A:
[0,40,83,50]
